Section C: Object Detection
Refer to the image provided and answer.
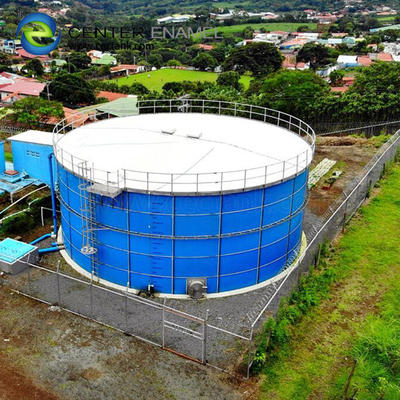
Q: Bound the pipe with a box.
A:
[30,233,52,245]
[48,153,58,234]
[0,186,46,217]
[38,246,60,255]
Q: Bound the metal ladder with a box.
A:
[78,161,99,278]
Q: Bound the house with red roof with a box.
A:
[16,49,51,62]
[282,54,309,70]
[96,91,128,102]
[0,81,46,104]
[342,76,355,86]
[357,55,373,67]
[46,107,91,127]
[331,86,349,93]
[377,53,393,62]
[195,44,215,51]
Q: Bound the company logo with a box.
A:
[16,13,61,55]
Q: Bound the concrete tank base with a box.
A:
[58,228,307,300]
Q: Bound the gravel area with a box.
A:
[0,285,254,400]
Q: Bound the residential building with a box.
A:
[91,54,117,66]
[280,38,309,51]
[157,15,193,25]
[110,64,146,77]
[194,44,215,51]
[357,55,373,67]
[2,39,22,54]
[0,81,46,104]
[253,31,288,45]
[337,55,359,67]
[282,54,309,70]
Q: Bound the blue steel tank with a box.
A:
[54,100,315,297]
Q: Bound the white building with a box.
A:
[157,15,192,25]
[253,32,286,45]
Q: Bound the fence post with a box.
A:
[27,260,32,296]
[162,298,166,349]
[342,195,348,233]
[56,260,61,307]
[90,272,94,318]
[246,326,254,380]
[202,309,209,365]
[125,282,129,332]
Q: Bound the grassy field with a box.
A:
[110,69,252,92]
[376,15,396,23]
[259,160,400,399]
[214,22,318,34]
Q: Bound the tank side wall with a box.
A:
[58,164,308,295]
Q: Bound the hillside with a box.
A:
[2,0,400,17]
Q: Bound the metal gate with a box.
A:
[162,306,209,364]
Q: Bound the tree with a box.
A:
[98,64,111,76]
[21,58,44,77]
[166,59,182,67]
[147,53,163,69]
[68,52,91,70]
[130,82,150,95]
[0,53,12,72]
[216,71,242,90]
[116,49,140,64]
[51,50,59,59]
[297,43,331,71]
[210,45,228,63]
[329,70,345,86]
[297,25,310,32]
[192,52,218,71]
[242,26,254,39]
[11,97,64,128]
[348,62,400,95]
[162,81,196,94]
[310,62,400,123]
[259,69,329,120]
[46,72,96,105]
[223,43,283,77]
[153,48,188,64]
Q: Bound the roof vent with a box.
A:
[161,128,176,135]
[186,132,203,139]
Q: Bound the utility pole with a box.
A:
[45,81,51,101]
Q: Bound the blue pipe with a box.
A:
[38,246,60,255]
[48,153,58,235]
[30,233,52,245]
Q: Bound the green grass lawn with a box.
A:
[214,22,317,34]
[110,69,252,92]
[376,15,396,22]
[259,160,400,399]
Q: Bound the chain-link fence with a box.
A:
[4,129,400,379]
[246,129,400,376]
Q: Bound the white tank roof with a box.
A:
[55,113,313,194]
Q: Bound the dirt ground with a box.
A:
[308,136,379,216]
[0,353,60,400]
[0,283,256,400]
